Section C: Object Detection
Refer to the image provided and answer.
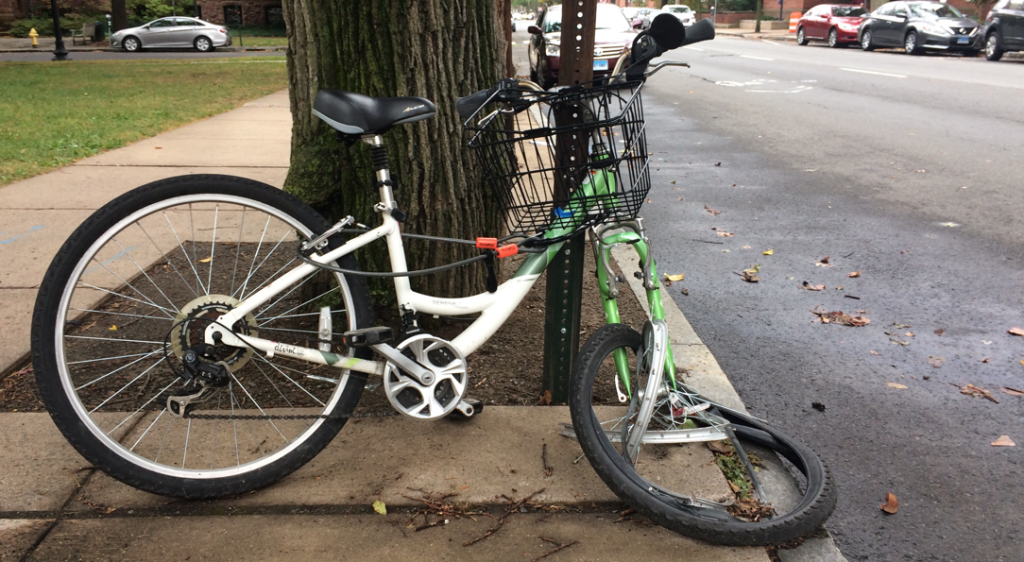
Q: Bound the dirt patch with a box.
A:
[0,245,650,412]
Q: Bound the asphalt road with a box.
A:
[0,49,283,62]
[513,28,1024,562]
[641,37,1024,562]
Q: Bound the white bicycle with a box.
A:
[31,16,834,546]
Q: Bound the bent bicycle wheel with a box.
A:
[568,323,836,546]
[31,175,374,498]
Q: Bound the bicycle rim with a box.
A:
[50,192,362,479]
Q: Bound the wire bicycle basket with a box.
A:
[463,80,651,235]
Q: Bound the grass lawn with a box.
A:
[0,57,288,186]
[232,36,288,47]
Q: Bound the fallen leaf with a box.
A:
[538,390,552,406]
[801,282,826,291]
[199,257,212,263]
[742,245,752,250]
[108,325,117,331]
[811,402,825,412]
[819,256,830,264]
[992,435,1016,447]
[960,384,998,403]
[763,249,773,255]
[982,340,992,345]
[670,180,676,184]
[847,271,860,278]
[706,441,732,455]
[704,205,721,216]
[927,356,944,367]
[716,231,734,237]
[372,500,387,515]
[714,162,722,167]
[1000,387,1024,397]
[915,169,926,173]
[1009,327,1024,337]
[879,492,899,514]
[812,305,869,327]
[981,358,990,363]
[893,323,911,329]
[680,287,689,296]
[906,332,915,338]
[870,350,880,356]
[155,146,163,150]
[664,273,685,285]
[934,328,945,336]
[887,382,908,389]
[741,264,760,283]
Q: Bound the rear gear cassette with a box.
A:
[169,294,257,372]
[383,334,469,420]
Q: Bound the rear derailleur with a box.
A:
[168,344,231,418]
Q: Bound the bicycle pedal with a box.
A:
[449,398,483,420]
[340,327,393,348]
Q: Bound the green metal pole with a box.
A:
[541,232,586,403]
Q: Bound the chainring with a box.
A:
[169,294,258,372]
[382,333,469,420]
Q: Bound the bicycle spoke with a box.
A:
[228,372,288,443]
[69,308,167,322]
[136,221,199,300]
[89,259,176,317]
[230,207,247,296]
[252,272,318,320]
[251,360,295,410]
[68,350,161,366]
[182,418,192,469]
[206,204,219,294]
[234,256,298,302]
[77,282,177,319]
[67,335,169,346]
[257,285,341,327]
[252,355,327,407]
[112,378,179,438]
[75,347,165,391]
[130,408,166,452]
[88,356,167,414]
[165,210,206,295]
[236,216,273,299]
[112,238,179,313]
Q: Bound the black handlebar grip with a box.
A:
[680,18,715,46]
[456,85,498,120]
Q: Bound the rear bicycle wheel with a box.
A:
[31,175,374,498]
[568,323,836,546]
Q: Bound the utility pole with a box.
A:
[49,0,68,61]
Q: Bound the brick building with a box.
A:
[0,0,30,27]
[195,0,283,25]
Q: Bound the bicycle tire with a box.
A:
[569,323,836,546]
[32,175,374,498]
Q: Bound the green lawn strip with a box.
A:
[231,36,288,47]
[0,57,287,186]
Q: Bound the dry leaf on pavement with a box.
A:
[801,282,825,291]
[717,231,734,237]
[992,435,1016,447]
[741,264,760,283]
[906,332,915,337]
[934,328,945,336]
[959,384,998,403]
[927,356,944,368]
[879,492,899,514]
[1010,327,1024,337]
[812,305,869,327]
[704,205,722,216]
[815,256,833,267]
[887,382,908,389]
[982,358,990,363]
[870,350,881,356]
[847,271,861,278]
[1000,387,1024,397]
[763,249,773,255]
[538,390,552,406]
[663,273,685,286]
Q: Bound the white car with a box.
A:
[110,17,232,52]
[665,4,697,26]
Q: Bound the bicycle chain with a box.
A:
[183,410,399,421]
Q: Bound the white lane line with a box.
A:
[683,46,704,51]
[740,55,775,61]
[761,40,782,46]
[840,67,907,78]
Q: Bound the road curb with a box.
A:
[716,31,797,42]
[611,245,848,562]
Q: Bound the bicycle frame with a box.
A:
[208,112,672,390]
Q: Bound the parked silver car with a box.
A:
[110,17,232,52]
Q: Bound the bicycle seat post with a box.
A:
[363,135,404,220]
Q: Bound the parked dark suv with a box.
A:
[982,0,1024,60]
[859,1,982,55]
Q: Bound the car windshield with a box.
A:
[544,6,632,33]
[909,2,964,18]
[833,6,867,17]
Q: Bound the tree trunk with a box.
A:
[281,0,504,298]
[755,0,763,32]
[111,0,128,32]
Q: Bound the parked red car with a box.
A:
[796,4,868,47]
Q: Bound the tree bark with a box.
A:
[281,0,504,298]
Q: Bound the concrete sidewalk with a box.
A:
[0,90,841,561]
[715,28,798,42]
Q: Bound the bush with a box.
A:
[8,17,97,38]
[719,0,758,12]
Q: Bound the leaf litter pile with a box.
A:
[706,440,775,522]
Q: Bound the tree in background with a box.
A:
[280,0,505,297]
[962,0,996,20]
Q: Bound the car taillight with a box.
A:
[219,28,227,34]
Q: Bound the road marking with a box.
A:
[683,46,704,51]
[761,40,782,46]
[740,55,775,61]
[840,67,907,78]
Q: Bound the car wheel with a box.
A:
[861,29,874,51]
[986,33,1004,61]
[797,27,808,45]
[904,30,921,55]
[828,28,841,48]
[194,36,213,52]
[122,36,140,52]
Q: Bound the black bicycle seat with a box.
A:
[313,90,436,135]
